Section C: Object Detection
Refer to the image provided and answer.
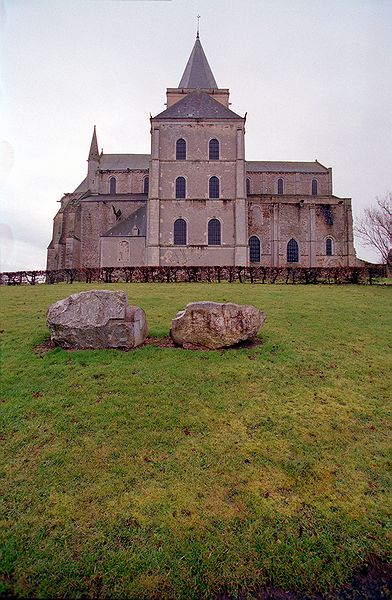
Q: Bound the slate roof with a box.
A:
[99,154,150,170]
[102,205,147,237]
[246,161,329,173]
[73,177,89,194]
[178,36,218,89]
[81,193,147,203]
[154,90,243,120]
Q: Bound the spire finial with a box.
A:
[88,125,99,161]
[197,14,200,39]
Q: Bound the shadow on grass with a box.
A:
[33,336,263,354]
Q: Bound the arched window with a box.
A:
[176,139,186,160]
[174,218,187,245]
[312,179,318,195]
[326,238,333,256]
[208,219,221,245]
[277,178,284,195]
[209,176,220,199]
[175,177,186,198]
[143,176,149,194]
[249,236,261,262]
[109,177,117,194]
[209,139,219,160]
[287,238,299,263]
[246,178,251,196]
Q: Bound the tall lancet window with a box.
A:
[209,176,220,199]
[246,178,251,196]
[208,219,221,245]
[287,238,299,262]
[312,179,318,195]
[176,177,186,199]
[143,176,149,194]
[209,139,220,160]
[176,139,186,160]
[326,238,333,256]
[109,177,117,194]
[277,178,284,195]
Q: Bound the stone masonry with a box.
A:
[47,34,357,270]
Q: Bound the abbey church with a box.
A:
[47,35,357,270]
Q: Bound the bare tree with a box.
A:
[355,193,391,266]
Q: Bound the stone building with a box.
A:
[47,35,357,270]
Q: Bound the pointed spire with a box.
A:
[88,125,99,161]
[178,35,218,89]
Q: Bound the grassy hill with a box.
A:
[1,283,391,598]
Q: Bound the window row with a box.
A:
[175,176,220,199]
[108,177,149,195]
[174,218,221,245]
[286,238,334,262]
[176,138,220,161]
[246,178,320,195]
[173,224,334,259]
[108,175,319,196]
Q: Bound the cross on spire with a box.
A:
[197,14,200,39]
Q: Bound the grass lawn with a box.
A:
[1,282,391,598]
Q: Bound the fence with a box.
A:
[0,265,386,286]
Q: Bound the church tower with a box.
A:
[146,34,247,266]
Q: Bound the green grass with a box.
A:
[1,282,391,598]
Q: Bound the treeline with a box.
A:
[0,265,386,286]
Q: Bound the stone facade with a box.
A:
[47,36,357,270]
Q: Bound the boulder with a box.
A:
[170,301,266,349]
[47,290,147,349]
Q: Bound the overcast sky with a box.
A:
[1,0,391,270]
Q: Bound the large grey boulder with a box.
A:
[47,290,147,349]
[170,301,266,349]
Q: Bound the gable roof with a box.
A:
[178,36,218,89]
[246,161,329,173]
[154,90,243,120]
[99,154,150,170]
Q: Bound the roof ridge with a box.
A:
[154,90,242,120]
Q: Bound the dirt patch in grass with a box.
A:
[33,338,56,354]
[33,336,262,353]
[218,556,391,599]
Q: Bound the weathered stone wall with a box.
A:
[146,118,246,266]
[159,200,235,245]
[47,188,356,270]
[100,236,146,267]
[160,246,235,266]
[157,122,239,200]
[98,170,148,194]
[246,171,331,196]
[247,196,356,267]
[80,200,145,267]
[166,88,230,108]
